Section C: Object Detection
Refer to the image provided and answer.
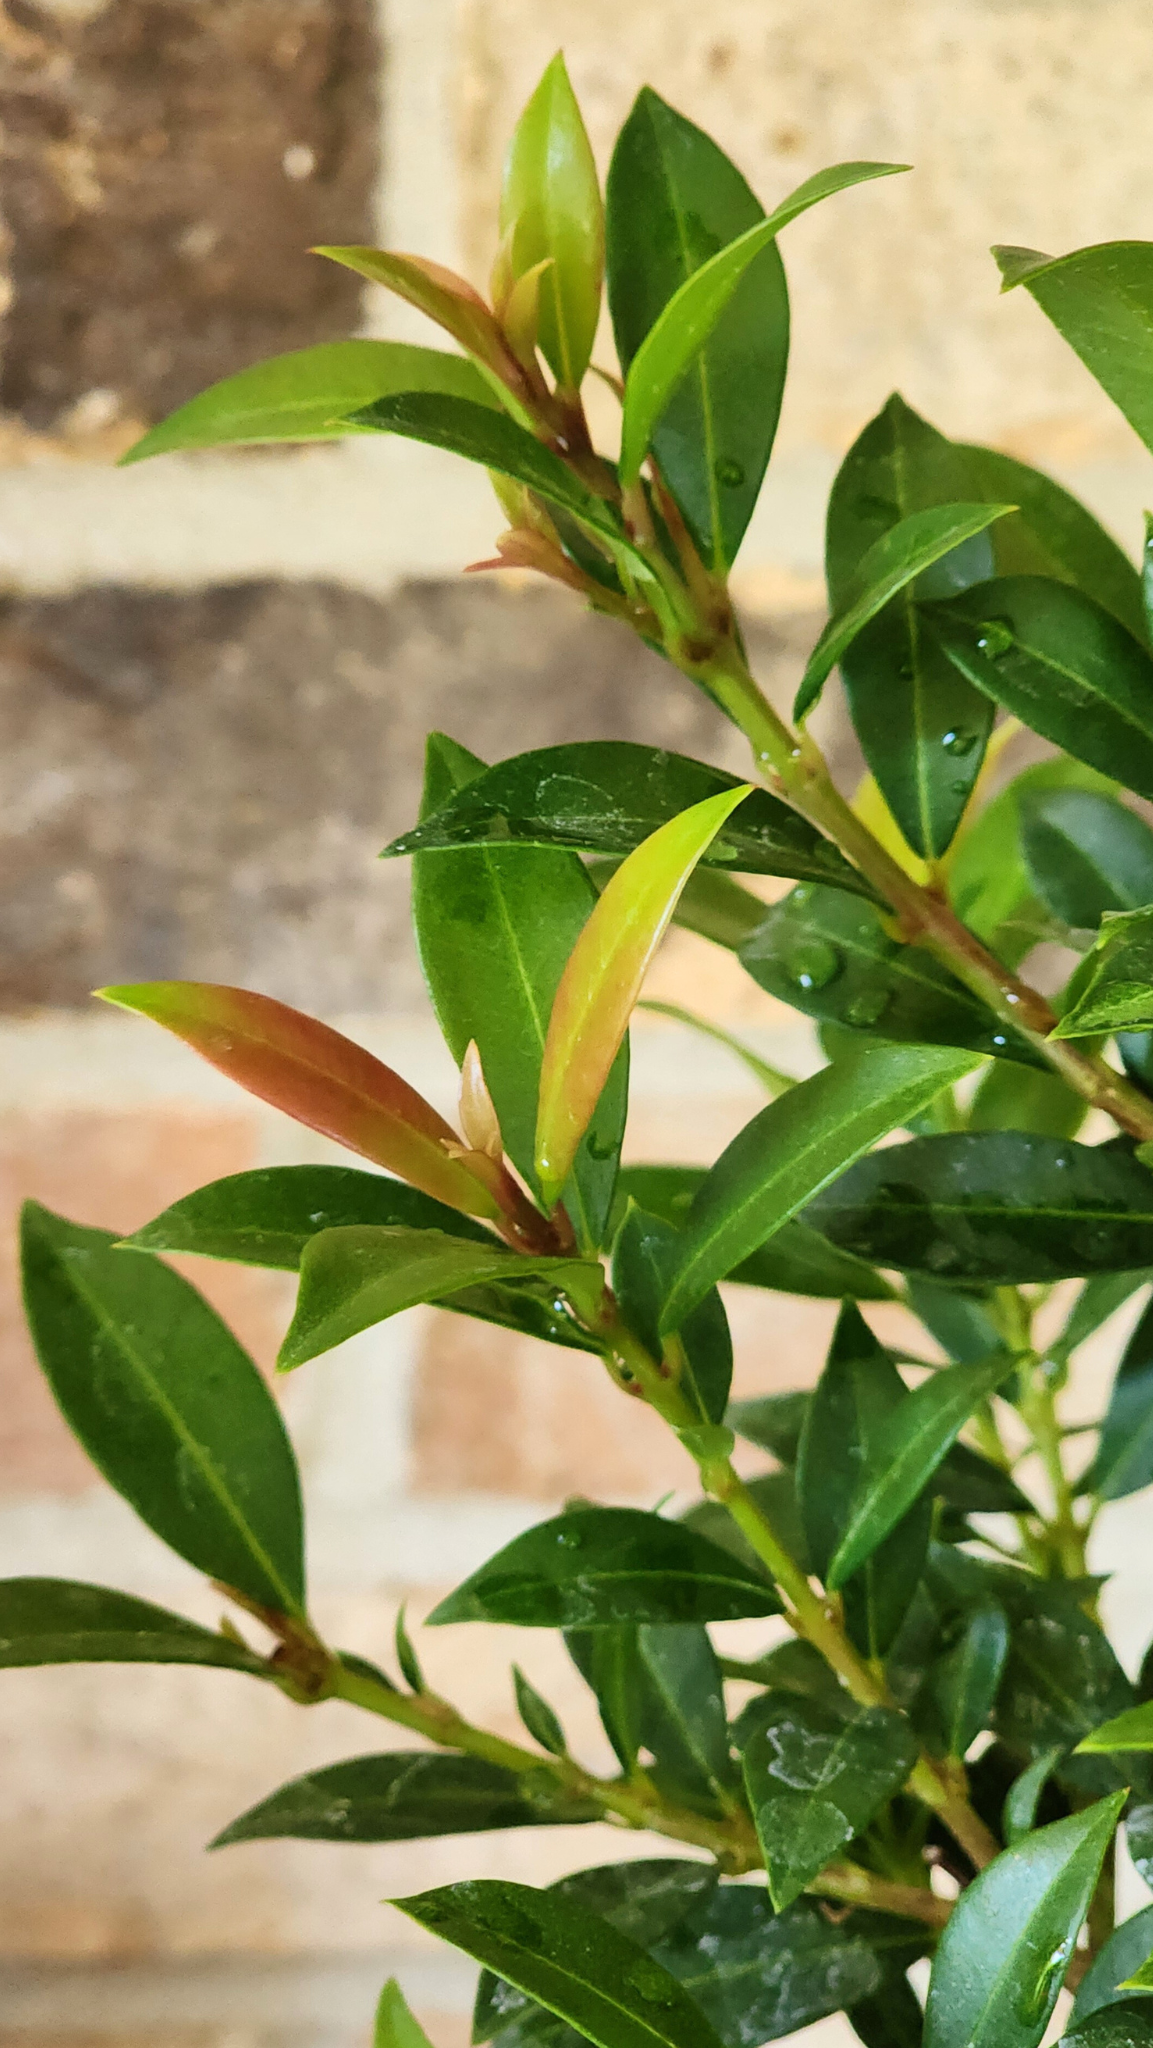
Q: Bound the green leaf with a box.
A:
[967,1062,1088,1140]
[1072,1906,1153,2021]
[949,757,1116,967]
[394,1606,425,1694]
[212,1752,595,1846]
[512,1667,568,1757]
[21,1203,305,1618]
[121,340,499,463]
[385,741,873,896]
[634,1624,739,1809]
[1077,1702,1153,1752]
[1054,1271,1153,1369]
[798,502,1014,724]
[426,1507,781,1628]
[1003,1748,1065,1847]
[500,54,602,389]
[278,1227,600,1370]
[924,1793,1126,2048]
[828,1351,1013,1589]
[1086,1293,1153,1500]
[1062,2007,1153,2048]
[739,882,1041,1066]
[728,1391,811,1465]
[348,393,638,558]
[394,1879,726,2048]
[605,89,788,571]
[535,783,752,1206]
[315,246,522,386]
[0,1578,267,1674]
[805,1131,1153,1283]
[1020,790,1153,930]
[128,1165,495,1269]
[994,241,1153,458]
[374,1979,436,2048]
[611,1204,732,1421]
[906,1277,1002,1363]
[616,1164,893,1300]
[619,160,905,485]
[848,1970,926,2048]
[932,1604,1010,1758]
[926,578,1153,801]
[739,1688,917,1909]
[412,734,627,1255]
[1054,908,1153,1038]
[659,1044,979,1329]
[565,1625,646,1772]
[668,867,772,950]
[681,1469,806,1587]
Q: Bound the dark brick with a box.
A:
[0,577,814,1013]
[0,0,378,431]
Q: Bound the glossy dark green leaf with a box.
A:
[427,1507,781,1629]
[1072,1907,1153,2022]
[635,1624,739,1809]
[122,339,499,462]
[797,1305,932,1656]
[848,1970,925,2048]
[1054,908,1153,1038]
[615,1164,893,1300]
[611,1204,731,1422]
[828,1350,1013,1588]
[738,883,1041,1066]
[739,1688,916,1909]
[1020,790,1153,931]
[679,1471,803,1587]
[394,1606,425,1694]
[1062,2003,1153,2047]
[565,1623,646,1773]
[805,1131,1153,1283]
[605,88,788,569]
[967,1061,1088,1140]
[994,241,1153,458]
[1085,1293,1153,1499]
[513,1667,568,1757]
[669,867,772,951]
[212,1752,596,1847]
[0,1578,267,1674]
[385,743,873,896]
[727,1392,811,1465]
[926,578,1153,800]
[20,1203,305,1618]
[374,1978,436,2048]
[1003,1747,1065,1847]
[728,1639,850,1714]
[798,501,1013,723]
[932,1604,1010,1757]
[1129,1805,1153,1889]
[128,1165,495,1269]
[906,1277,1002,1364]
[279,1226,601,1370]
[1076,1702,1153,1752]
[948,757,1115,967]
[395,1879,726,2048]
[924,1793,1126,2048]
[413,734,627,1252]
[660,1044,979,1329]
[932,1442,1031,1516]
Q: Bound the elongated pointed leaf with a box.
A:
[1054,908,1153,1038]
[926,578,1153,800]
[614,1164,894,1299]
[606,88,789,570]
[21,1204,304,1616]
[128,1166,495,1269]
[121,340,498,463]
[995,242,1153,458]
[1021,789,1153,930]
[828,1351,1013,1588]
[395,1879,727,2048]
[374,1979,435,2048]
[611,1204,731,1420]
[1086,1292,1153,1500]
[0,1578,267,1675]
[848,1969,926,2048]
[924,1794,1126,2048]
[619,161,905,483]
[635,1624,739,1809]
[316,247,518,379]
[279,1226,600,1369]
[967,1060,1087,1139]
[501,54,602,388]
[99,982,498,1220]
[739,882,1041,1066]
[797,502,1014,723]
[1076,1702,1153,1752]
[385,741,872,896]
[805,1131,1153,1283]
[949,757,1116,966]
[1072,1906,1153,2021]
[933,1604,1010,1758]
[1003,1749,1065,1848]
[1063,2008,1153,2048]
[427,1507,781,1628]
[513,1667,568,1757]
[659,1044,978,1329]
[535,784,752,1205]
[958,438,1147,642]
[212,1752,596,1847]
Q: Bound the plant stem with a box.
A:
[809,1862,951,1930]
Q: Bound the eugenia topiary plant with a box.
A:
[17,53,1153,2048]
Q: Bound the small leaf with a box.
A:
[213,1752,595,1846]
[739,1688,917,1909]
[535,785,752,1205]
[500,54,603,389]
[1053,1271,1153,1369]
[1072,1905,1153,2021]
[1053,907,1153,1039]
[650,1885,890,2044]
[1086,1292,1153,1501]
[128,1165,495,1270]
[121,339,499,463]
[949,757,1116,966]
[427,1507,781,1629]
[21,1204,305,1617]
[395,1606,425,1694]
[513,1666,568,1757]
[611,1204,732,1421]
[659,1044,979,1329]
[619,161,906,484]
[924,1793,1126,2048]
[1076,1702,1153,1753]
[315,246,518,381]
[932,1604,1010,1758]
[994,241,1153,458]
[1003,1748,1065,1847]
[0,1578,267,1674]
[967,1061,1088,1140]
[797,502,1014,723]
[374,1979,435,2048]
[279,1227,601,1369]
[98,982,499,1220]
[394,1879,726,2048]
[1020,789,1153,930]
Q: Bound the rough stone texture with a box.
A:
[0,578,815,1013]
[0,0,378,434]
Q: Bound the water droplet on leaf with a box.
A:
[784,939,841,992]
[845,988,891,1026]
[715,457,745,487]
[942,728,979,756]
[976,616,1014,659]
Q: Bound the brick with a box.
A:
[0,0,378,437]
[0,1106,289,1494]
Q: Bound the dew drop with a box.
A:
[976,616,1015,659]
[942,728,979,756]
[784,939,841,992]
[991,1033,1008,1047]
[715,456,745,487]
[845,988,891,1026]
[949,779,969,795]
[555,1527,583,1551]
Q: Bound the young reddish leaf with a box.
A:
[499,52,604,390]
[314,246,522,390]
[98,983,500,1220]
[534,785,752,1207]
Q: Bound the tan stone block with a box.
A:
[0,1108,289,1494]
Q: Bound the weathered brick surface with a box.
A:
[0,579,805,1013]
[0,0,378,435]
